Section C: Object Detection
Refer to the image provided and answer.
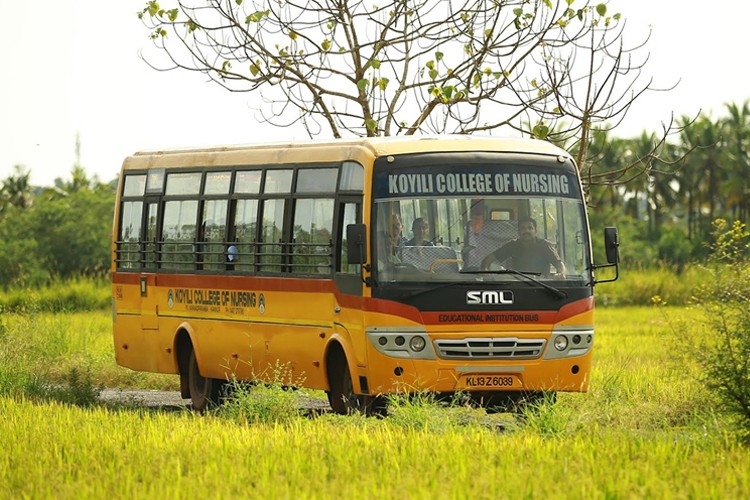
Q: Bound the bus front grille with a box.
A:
[433,338,546,360]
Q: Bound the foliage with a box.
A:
[386,391,491,432]
[215,362,304,425]
[0,365,102,408]
[138,0,671,175]
[595,265,702,306]
[47,368,104,408]
[665,219,750,441]
[32,186,114,280]
[0,167,115,288]
[0,204,45,286]
[2,306,750,498]
[0,310,178,394]
[0,278,110,313]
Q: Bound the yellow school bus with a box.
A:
[112,135,619,413]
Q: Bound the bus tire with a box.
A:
[327,357,360,415]
[326,349,387,416]
[187,348,224,412]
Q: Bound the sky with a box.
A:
[1,1,747,186]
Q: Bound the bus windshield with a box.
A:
[373,157,591,284]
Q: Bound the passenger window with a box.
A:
[260,199,287,272]
[339,162,364,191]
[232,199,259,272]
[297,168,338,193]
[119,201,143,269]
[201,199,228,271]
[123,175,146,197]
[235,170,262,194]
[204,171,231,195]
[264,170,293,194]
[161,200,198,270]
[339,202,359,274]
[292,198,334,275]
[165,172,202,196]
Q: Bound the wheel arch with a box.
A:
[324,336,362,394]
[173,322,197,399]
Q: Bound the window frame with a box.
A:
[115,161,364,280]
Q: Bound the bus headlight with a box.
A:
[366,328,436,360]
[409,336,426,352]
[554,335,568,351]
[545,328,594,360]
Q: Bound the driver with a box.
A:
[481,217,566,275]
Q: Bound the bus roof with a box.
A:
[123,135,572,170]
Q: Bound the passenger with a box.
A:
[404,218,434,247]
[389,213,405,254]
[461,208,490,270]
[377,230,402,272]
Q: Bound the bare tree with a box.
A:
[139,0,679,179]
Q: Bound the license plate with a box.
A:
[460,374,519,389]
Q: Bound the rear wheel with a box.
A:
[187,348,224,412]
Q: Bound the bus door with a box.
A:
[334,199,368,368]
[140,197,160,330]
[335,200,363,297]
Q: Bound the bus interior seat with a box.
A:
[399,246,461,273]
[462,219,518,269]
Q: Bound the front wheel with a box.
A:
[187,348,224,412]
[327,360,360,415]
[326,358,387,417]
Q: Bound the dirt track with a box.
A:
[99,388,331,413]
[100,388,188,409]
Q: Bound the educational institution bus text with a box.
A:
[112,136,620,413]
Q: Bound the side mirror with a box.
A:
[346,223,367,265]
[604,227,620,264]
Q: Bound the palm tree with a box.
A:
[722,101,750,223]
[0,165,34,211]
[675,115,725,241]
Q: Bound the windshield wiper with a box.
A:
[398,279,478,300]
[461,269,568,299]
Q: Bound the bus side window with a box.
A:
[292,198,335,275]
[161,199,198,271]
[232,199,259,273]
[338,202,360,274]
[201,199,229,271]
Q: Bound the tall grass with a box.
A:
[595,264,705,306]
[0,311,177,395]
[0,278,110,313]
[1,394,747,499]
[0,305,748,496]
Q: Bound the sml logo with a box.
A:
[466,290,514,305]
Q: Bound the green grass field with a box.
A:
[1,305,749,498]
